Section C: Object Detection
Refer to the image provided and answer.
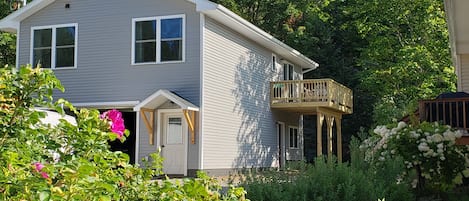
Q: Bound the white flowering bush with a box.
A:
[361,121,469,191]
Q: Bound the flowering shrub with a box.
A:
[361,121,469,191]
[0,66,247,200]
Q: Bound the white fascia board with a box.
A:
[73,101,140,109]
[200,4,319,69]
[0,0,55,33]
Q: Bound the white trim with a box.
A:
[271,53,278,71]
[198,13,205,170]
[135,111,140,166]
[276,121,285,168]
[73,101,140,109]
[131,14,186,65]
[30,23,78,69]
[15,23,20,68]
[158,109,188,176]
[133,89,199,112]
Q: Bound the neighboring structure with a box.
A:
[0,0,353,176]
[416,0,469,145]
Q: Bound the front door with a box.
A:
[161,113,186,175]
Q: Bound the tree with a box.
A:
[349,0,456,125]
[0,0,19,67]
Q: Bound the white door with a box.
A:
[161,113,186,175]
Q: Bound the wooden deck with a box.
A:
[270,79,353,114]
[419,97,469,145]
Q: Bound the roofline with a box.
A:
[0,0,318,69]
[206,5,318,69]
[0,0,55,33]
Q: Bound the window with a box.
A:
[289,127,299,148]
[283,63,294,80]
[132,14,185,64]
[31,24,77,69]
[272,54,277,71]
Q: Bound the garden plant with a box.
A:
[0,66,247,200]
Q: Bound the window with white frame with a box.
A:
[272,54,277,71]
[31,24,77,69]
[132,14,184,64]
[289,127,299,148]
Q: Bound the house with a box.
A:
[415,0,469,145]
[0,0,353,176]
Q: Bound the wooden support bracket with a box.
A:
[183,109,196,144]
[140,108,155,145]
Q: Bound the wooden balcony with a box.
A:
[270,79,353,114]
[419,97,469,130]
[419,97,469,145]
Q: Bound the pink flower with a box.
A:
[41,171,49,179]
[101,109,126,139]
[34,162,44,172]
[33,162,49,179]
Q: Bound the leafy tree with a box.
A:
[348,0,456,125]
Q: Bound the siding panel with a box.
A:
[460,54,469,92]
[202,18,279,169]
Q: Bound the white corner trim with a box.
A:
[135,111,140,166]
[15,24,20,68]
[198,12,205,170]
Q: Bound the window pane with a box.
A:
[136,20,156,40]
[34,29,52,48]
[56,47,75,67]
[161,18,182,39]
[56,27,75,46]
[33,49,51,68]
[167,117,182,144]
[135,42,156,63]
[161,40,182,61]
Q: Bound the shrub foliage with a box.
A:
[0,66,247,200]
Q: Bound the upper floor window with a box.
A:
[132,14,185,65]
[31,23,77,69]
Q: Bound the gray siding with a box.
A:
[460,54,469,93]
[202,17,280,169]
[18,0,202,170]
[19,0,201,106]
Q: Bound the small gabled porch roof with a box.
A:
[133,89,198,145]
[133,89,198,112]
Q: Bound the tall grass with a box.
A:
[239,138,414,201]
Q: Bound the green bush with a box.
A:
[239,138,414,201]
[0,66,247,200]
[361,121,469,193]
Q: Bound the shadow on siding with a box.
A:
[231,51,277,168]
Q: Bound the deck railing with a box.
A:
[419,98,469,130]
[270,79,353,114]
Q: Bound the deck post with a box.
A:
[326,115,334,160]
[317,113,324,156]
[336,116,342,163]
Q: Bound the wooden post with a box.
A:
[140,108,155,145]
[317,113,324,156]
[326,115,334,160]
[336,116,342,163]
[183,109,196,144]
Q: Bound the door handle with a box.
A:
[161,145,165,148]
